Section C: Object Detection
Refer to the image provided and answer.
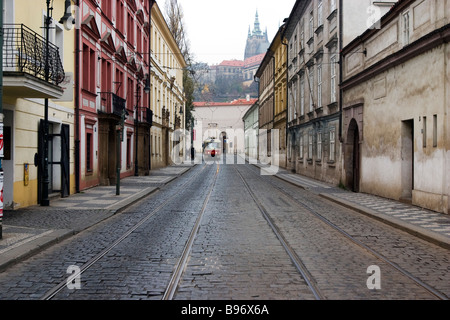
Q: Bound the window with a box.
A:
[423,116,427,148]
[299,134,304,159]
[300,73,305,116]
[317,64,322,108]
[309,67,314,112]
[116,0,124,34]
[127,77,134,111]
[127,135,132,169]
[331,0,337,12]
[115,68,124,97]
[317,131,322,160]
[101,59,112,93]
[330,55,337,103]
[86,132,93,172]
[433,115,437,147]
[329,128,336,162]
[308,131,313,159]
[318,0,323,27]
[82,43,96,93]
[127,11,134,44]
[403,11,410,46]
[309,10,314,39]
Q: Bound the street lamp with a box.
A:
[41,0,53,206]
[144,77,150,94]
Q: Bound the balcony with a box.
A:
[2,24,65,99]
[99,92,127,118]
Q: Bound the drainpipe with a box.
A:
[75,0,80,193]
[0,0,4,238]
[338,0,343,143]
[281,34,289,170]
[148,0,155,171]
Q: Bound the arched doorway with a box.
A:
[345,119,360,192]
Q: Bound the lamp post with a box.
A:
[41,0,52,206]
[134,78,150,177]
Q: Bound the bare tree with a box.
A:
[164,0,192,63]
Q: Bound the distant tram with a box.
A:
[203,138,222,159]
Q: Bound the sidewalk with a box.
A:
[257,164,450,250]
[0,164,195,272]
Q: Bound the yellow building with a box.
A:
[273,25,287,169]
[149,3,186,169]
[2,0,75,209]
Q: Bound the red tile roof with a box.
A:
[194,98,258,107]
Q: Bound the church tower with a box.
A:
[244,11,270,60]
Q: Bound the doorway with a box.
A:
[401,120,414,202]
[346,119,360,192]
[38,121,70,203]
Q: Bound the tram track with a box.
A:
[162,164,220,300]
[238,164,448,300]
[40,163,215,300]
[234,166,324,300]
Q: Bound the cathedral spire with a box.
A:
[253,10,261,35]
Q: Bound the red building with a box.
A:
[77,0,153,190]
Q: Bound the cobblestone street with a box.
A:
[0,161,449,302]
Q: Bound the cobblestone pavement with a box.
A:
[0,160,448,301]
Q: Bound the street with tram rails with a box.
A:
[0,156,449,301]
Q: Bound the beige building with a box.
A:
[341,0,450,214]
[150,3,186,169]
[192,99,257,158]
[284,0,397,185]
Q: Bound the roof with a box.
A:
[244,53,266,68]
[194,98,258,107]
[218,60,244,67]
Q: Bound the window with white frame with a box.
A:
[309,66,314,111]
[317,131,322,160]
[330,55,337,103]
[330,0,336,12]
[308,131,313,159]
[309,10,314,39]
[299,134,304,159]
[300,73,305,116]
[329,128,335,162]
[403,11,410,46]
[318,0,323,27]
[317,64,322,108]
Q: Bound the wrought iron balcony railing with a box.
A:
[3,24,65,86]
[100,92,127,117]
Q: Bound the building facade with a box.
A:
[284,0,398,185]
[149,2,186,169]
[255,48,274,164]
[77,0,185,191]
[192,99,257,157]
[243,101,259,160]
[341,0,450,214]
[2,0,75,209]
[273,25,288,169]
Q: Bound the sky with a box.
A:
[175,0,296,65]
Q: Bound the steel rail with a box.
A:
[41,164,208,300]
[162,164,220,300]
[234,167,324,300]
[244,164,448,301]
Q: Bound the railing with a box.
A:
[2,24,65,86]
[99,92,127,117]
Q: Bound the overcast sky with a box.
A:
[175,0,296,65]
